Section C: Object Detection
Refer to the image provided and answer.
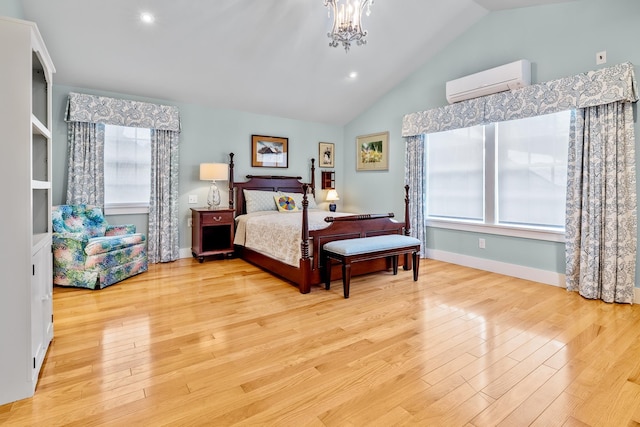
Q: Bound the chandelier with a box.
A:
[324,0,374,52]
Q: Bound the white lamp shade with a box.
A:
[200,163,228,181]
[326,189,340,201]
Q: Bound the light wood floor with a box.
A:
[2,258,640,426]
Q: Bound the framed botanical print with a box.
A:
[356,131,389,171]
[251,135,288,168]
[319,142,335,168]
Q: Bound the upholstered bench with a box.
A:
[323,234,421,298]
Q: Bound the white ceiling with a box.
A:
[21,0,575,125]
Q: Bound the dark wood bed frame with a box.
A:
[228,152,411,294]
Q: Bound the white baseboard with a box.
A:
[179,247,193,259]
[425,249,566,288]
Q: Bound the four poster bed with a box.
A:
[227,152,412,294]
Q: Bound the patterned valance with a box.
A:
[402,62,638,137]
[65,92,181,132]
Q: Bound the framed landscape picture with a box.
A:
[319,142,335,168]
[356,131,389,171]
[251,135,288,168]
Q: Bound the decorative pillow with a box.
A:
[83,206,108,237]
[275,195,298,212]
[243,189,278,213]
[283,192,318,209]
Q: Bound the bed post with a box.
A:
[404,184,410,236]
[229,152,235,212]
[310,158,316,197]
[403,184,412,270]
[299,183,311,293]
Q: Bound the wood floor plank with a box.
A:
[3,258,640,426]
[530,390,584,427]
[498,358,588,426]
[472,364,557,426]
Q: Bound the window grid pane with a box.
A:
[104,125,151,206]
[426,126,484,221]
[496,111,570,229]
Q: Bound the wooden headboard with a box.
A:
[228,153,316,216]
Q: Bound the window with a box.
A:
[425,110,571,239]
[495,112,569,229]
[427,125,484,221]
[104,125,151,214]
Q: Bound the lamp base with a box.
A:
[329,203,336,212]
[207,181,221,209]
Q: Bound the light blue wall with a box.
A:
[0,0,23,19]
[51,85,343,252]
[343,0,640,278]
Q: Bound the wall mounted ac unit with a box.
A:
[445,59,531,104]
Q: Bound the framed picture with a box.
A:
[356,131,389,171]
[319,142,335,168]
[251,135,288,168]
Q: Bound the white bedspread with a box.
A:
[234,210,352,267]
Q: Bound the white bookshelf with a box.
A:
[0,16,55,405]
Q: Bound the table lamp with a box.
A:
[200,163,228,209]
[326,189,339,212]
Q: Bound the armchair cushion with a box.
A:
[85,234,146,256]
[52,204,108,238]
[106,224,137,236]
[52,205,148,289]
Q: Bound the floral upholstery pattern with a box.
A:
[52,205,148,289]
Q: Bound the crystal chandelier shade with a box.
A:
[324,0,374,52]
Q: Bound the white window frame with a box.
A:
[103,125,151,216]
[425,111,571,243]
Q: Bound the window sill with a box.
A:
[105,204,150,215]
[425,219,565,243]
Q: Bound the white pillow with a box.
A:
[243,189,278,213]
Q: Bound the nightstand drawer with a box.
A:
[201,211,234,225]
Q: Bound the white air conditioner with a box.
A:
[445,59,531,104]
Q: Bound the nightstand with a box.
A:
[191,207,235,262]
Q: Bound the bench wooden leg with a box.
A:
[324,254,332,290]
[392,255,399,275]
[405,252,414,271]
[412,251,419,281]
[342,262,351,298]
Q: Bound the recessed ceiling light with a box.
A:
[140,12,155,24]
[349,72,358,79]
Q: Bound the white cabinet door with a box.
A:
[31,242,52,382]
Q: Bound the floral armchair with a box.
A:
[52,205,148,289]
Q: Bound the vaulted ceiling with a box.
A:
[21,0,576,125]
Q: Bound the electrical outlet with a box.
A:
[187,218,192,227]
[596,50,607,65]
[478,238,486,249]
[188,194,198,204]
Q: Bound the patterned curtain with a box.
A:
[565,102,637,303]
[148,129,180,263]
[66,92,181,131]
[66,121,105,206]
[404,135,426,257]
